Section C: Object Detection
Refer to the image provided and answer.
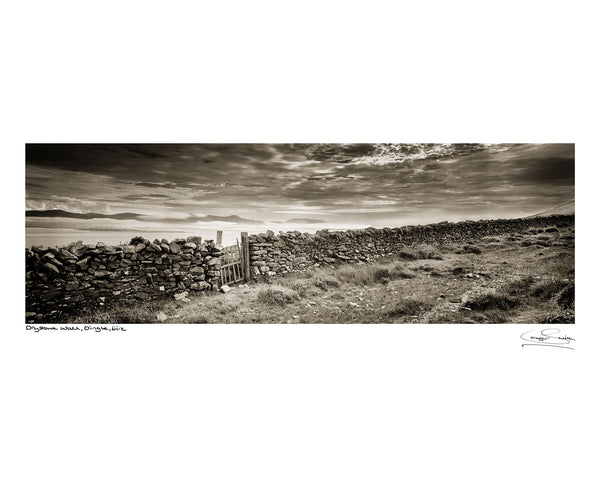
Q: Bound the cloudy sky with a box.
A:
[26,143,574,228]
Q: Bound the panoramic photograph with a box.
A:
[25,143,575,324]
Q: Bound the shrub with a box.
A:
[313,276,342,290]
[397,249,419,260]
[386,298,431,317]
[397,245,442,260]
[389,263,416,279]
[256,285,299,306]
[557,284,574,309]
[452,266,466,275]
[538,311,575,324]
[464,293,520,311]
[530,279,565,299]
[281,278,312,297]
[373,268,390,282]
[462,244,482,254]
[503,276,536,296]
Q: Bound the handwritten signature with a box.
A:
[521,328,575,350]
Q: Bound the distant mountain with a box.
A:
[192,215,263,224]
[26,210,264,225]
[26,209,144,220]
[528,199,574,218]
[285,218,326,224]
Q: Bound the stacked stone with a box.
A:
[248,215,574,277]
[26,236,224,322]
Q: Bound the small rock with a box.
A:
[220,285,232,293]
[174,291,190,302]
[156,312,168,321]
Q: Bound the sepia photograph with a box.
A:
[26,143,574,324]
[5,1,598,500]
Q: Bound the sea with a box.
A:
[25,222,371,249]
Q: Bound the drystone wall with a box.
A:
[25,214,574,322]
[26,236,224,321]
[248,215,574,277]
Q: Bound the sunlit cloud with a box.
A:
[26,143,574,228]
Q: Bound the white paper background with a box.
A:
[2,1,598,499]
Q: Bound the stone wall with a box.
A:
[26,236,224,321]
[248,215,574,277]
[25,214,574,322]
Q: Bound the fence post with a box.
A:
[216,230,223,248]
[241,232,250,281]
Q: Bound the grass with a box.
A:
[464,292,521,311]
[456,244,482,254]
[386,298,433,317]
[60,222,575,324]
[256,285,299,306]
[557,283,575,309]
[397,245,442,260]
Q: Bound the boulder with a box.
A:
[43,262,60,274]
[174,291,190,302]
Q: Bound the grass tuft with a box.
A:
[530,279,565,299]
[557,283,574,309]
[465,293,520,311]
[397,245,442,261]
[256,285,299,306]
[313,276,342,290]
[386,298,432,317]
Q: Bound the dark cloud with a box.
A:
[26,143,575,225]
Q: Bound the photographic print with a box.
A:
[25,143,575,324]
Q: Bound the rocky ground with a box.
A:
[69,221,575,324]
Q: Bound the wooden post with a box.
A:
[216,230,223,247]
[241,232,250,281]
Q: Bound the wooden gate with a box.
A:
[219,232,250,286]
